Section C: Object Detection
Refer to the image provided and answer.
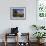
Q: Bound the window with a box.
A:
[37,0,46,18]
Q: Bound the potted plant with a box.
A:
[33,32,46,43]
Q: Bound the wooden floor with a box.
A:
[0,42,46,46]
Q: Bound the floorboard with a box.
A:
[0,42,46,46]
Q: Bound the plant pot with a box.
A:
[40,38,45,43]
[37,39,40,43]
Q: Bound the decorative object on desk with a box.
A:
[10,7,26,20]
[11,27,18,34]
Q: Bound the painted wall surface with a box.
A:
[0,0,37,42]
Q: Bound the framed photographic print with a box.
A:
[10,7,26,20]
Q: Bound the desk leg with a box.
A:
[16,34,18,46]
[4,34,7,46]
[4,41,7,46]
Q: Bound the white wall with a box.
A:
[0,0,37,42]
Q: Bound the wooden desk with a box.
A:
[4,33,18,46]
[4,33,30,46]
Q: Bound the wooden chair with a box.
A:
[18,33,30,46]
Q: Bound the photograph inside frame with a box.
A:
[10,7,26,20]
